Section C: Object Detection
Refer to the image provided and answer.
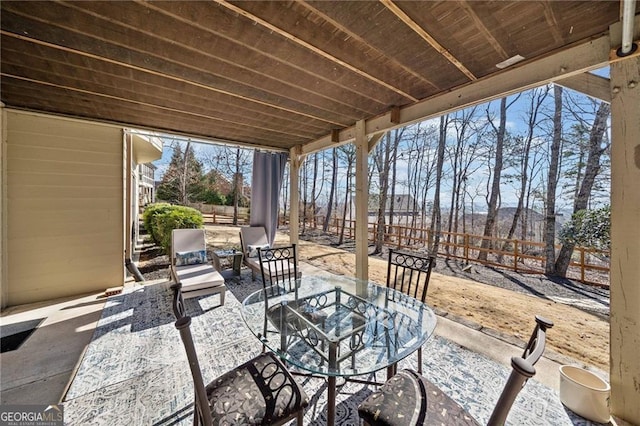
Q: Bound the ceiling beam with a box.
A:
[2,73,309,141]
[215,0,418,102]
[459,1,508,59]
[556,73,612,103]
[1,30,346,127]
[299,1,439,91]
[380,0,477,81]
[302,31,618,155]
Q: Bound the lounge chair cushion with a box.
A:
[175,249,207,266]
[247,244,270,258]
[174,264,225,292]
[261,259,295,276]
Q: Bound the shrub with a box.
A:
[559,205,610,256]
[155,206,204,253]
[142,203,172,244]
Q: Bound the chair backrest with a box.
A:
[258,244,298,296]
[522,315,554,364]
[175,315,214,426]
[170,283,186,320]
[171,228,206,267]
[386,249,435,302]
[239,226,269,257]
[487,316,554,426]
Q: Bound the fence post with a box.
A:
[397,226,402,249]
[514,240,519,273]
[580,247,585,283]
[464,234,469,263]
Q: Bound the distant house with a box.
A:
[138,163,156,207]
[203,170,251,201]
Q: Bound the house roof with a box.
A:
[1,1,636,154]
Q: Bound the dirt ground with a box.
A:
[146,224,609,371]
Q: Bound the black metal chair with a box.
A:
[171,282,186,320]
[258,244,300,292]
[257,244,326,350]
[386,249,435,374]
[172,285,309,426]
[487,315,554,426]
[358,315,554,426]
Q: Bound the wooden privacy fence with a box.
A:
[312,215,609,286]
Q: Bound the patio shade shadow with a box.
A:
[1,318,45,353]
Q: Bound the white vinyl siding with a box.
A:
[6,111,124,305]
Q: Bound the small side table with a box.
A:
[212,249,243,277]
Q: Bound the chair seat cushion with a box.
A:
[358,369,480,426]
[206,351,309,425]
[174,264,224,291]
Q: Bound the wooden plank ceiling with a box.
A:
[0,1,628,151]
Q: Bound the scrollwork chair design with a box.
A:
[386,249,435,374]
[358,315,554,426]
[257,245,326,349]
[171,284,309,426]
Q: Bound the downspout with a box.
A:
[126,258,144,282]
[618,0,638,56]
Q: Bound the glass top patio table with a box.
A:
[240,274,438,378]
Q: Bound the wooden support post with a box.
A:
[609,54,640,424]
[514,240,519,273]
[354,120,369,282]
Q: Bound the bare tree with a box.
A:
[445,107,484,253]
[323,148,338,232]
[430,114,449,254]
[372,130,402,254]
[478,95,519,260]
[503,87,549,248]
[211,147,252,225]
[554,100,610,276]
[404,125,437,241]
[337,144,356,245]
[544,85,564,273]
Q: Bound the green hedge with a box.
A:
[142,203,173,244]
[142,203,204,253]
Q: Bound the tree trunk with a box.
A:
[181,141,191,204]
[388,132,399,239]
[232,148,240,225]
[554,101,610,276]
[430,115,448,255]
[479,98,507,261]
[310,153,318,228]
[373,133,392,254]
[301,158,308,233]
[282,167,288,226]
[502,88,547,261]
[323,148,338,232]
[544,86,563,274]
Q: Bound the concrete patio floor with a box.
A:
[0,263,610,425]
[1,290,106,405]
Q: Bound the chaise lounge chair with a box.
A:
[170,228,226,304]
[239,226,301,281]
